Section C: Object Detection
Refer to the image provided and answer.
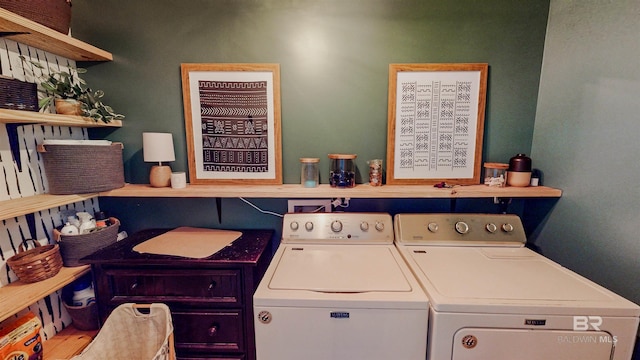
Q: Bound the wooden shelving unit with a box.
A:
[0,193,98,221]
[0,7,109,358]
[0,266,90,323]
[100,183,562,199]
[0,7,112,61]
[0,109,123,127]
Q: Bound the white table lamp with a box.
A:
[143,132,176,187]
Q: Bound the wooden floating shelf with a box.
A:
[44,325,98,359]
[100,183,562,199]
[0,108,122,127]
[0,7,112,61]
[0,266,90,323]
[0,193,98,221]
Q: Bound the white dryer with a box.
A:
[394,213,640,360]
[254,212,428,360]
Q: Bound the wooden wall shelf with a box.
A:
[0,7,112,61]
[99,183,562,199]
[0,109,122,127]
[0,193,98,221]
[44,326,98,359]
[0,266,90,323]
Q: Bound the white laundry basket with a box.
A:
[71,303,175,360]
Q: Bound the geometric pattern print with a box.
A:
[199,80,269,173]
[398,80,472,171]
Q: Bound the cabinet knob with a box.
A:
[208,325,218,337]
[208,281,217,290]
[130,282,138,290]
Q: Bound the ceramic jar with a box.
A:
[507,154,532,187]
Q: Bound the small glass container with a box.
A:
[483,162,508,187]
[300,158,320,187]
[328,153,357,188]
[367,159,383,186]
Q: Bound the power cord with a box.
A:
[331,198,351,209]
[238,197,284,218]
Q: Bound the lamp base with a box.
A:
[149,165,172,187]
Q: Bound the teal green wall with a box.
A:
[531,0,640,304]
[75,0,550,183]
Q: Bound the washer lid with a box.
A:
[402,246,640,315]
[269,245,412,292]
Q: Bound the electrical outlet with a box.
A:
[287,200,332,213]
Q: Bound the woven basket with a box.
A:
[0,0,72,34]
[7,241,63,283]
[0,77,38,112]
[54,217,120,267]
[64,302,99,331]
[38,143,125,195]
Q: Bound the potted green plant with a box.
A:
[22,57,124,123]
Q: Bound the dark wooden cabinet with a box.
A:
[83,229,273,360]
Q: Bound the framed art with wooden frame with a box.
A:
[386,63,488,185]
[181,63,282,184]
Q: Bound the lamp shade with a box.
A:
[143,132,175,163]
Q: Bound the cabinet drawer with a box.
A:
[173,310,244,354]
[106,269,241,305]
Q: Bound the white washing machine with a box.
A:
[254,212,428,360]
[394,213,640,360]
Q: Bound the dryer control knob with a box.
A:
[427,222,439,232]
[360,222,369,231]
[375,221,385,232]
[485,223,497,233]
[502,223,514,232]
[455,221,470,234]
[331,220,343,232]
[290,221,299,231]
[305,221,314,231]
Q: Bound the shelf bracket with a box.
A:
[6,122,38,172]
[7,123,23,171]
[0,31,29,38]
[25,213,36,239]
[216,197,222,223]
[494,197,512,214]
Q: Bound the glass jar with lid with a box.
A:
[300,158,320,187]
[483,162,508,187]
[328,154,357,188]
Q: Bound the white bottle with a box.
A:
[72,280,96,307]
[78,219,96,234]
[67,216,80,228]
[61,222,79,235]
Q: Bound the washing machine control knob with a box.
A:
[290,221,299,231]
[485,223,497,233]
[455,221,470,234]
[427,222,439,232]
[360,222,369,231]
[305,221,314,231]
[331,220,343,232]
[502,223,514,232]
[375,221,385,232]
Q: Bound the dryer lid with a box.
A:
[403,246,640,315]
[268,245,412,293]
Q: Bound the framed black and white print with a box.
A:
[386,63,488,185]
[181,63,282,184]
